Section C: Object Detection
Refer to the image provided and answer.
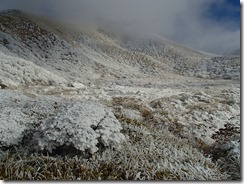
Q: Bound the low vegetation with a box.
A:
[0,113,235,180]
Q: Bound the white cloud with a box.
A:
[0,0,240,53]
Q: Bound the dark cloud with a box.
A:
[0,0,240,53]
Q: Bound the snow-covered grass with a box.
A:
[0,119,230,180]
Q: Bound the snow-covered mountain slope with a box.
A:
[0,51,69,88]
[224,49,240,57]
[0,9,240,89]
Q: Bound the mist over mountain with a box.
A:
[0,0,240,54]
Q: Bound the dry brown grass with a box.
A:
[211,123,240,144]
[111,97,153,119]
[111,97,143,111]
[0,152,127,180]
[114,114,145,128]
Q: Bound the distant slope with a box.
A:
[224,49,240,57]
[0,9,240,88]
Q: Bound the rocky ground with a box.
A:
[0,10,241,180]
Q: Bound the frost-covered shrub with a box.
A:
[0,90,31,147]
[0,89,30,108]
[21,95,64,121]
[31,101,126,154]
[0,90,63,147]
[0,51,68,87]
[0,107,30,147]
[0,89,125,154]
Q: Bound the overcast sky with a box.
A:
[0,0,240,54]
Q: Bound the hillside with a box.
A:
[0,10,240,180]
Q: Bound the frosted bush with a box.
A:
[0,51,68,87]
[21,95,64,120]
[0,89,30,108]
[0,89,125,154]
[0,90,63,147]
[0,90,32,147]
[31,101,126,154]
[0,107,30,147]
